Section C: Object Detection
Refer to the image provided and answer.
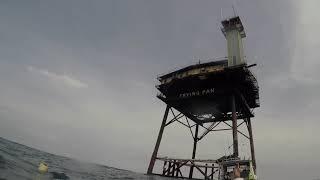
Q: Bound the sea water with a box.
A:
[0,137,172,180]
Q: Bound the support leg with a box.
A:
[205,164,208,179]
[231,94,239,157]
[247,118,256,171]
[189,124,199,179]
[147,106,170,174]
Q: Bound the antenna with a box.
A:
[232,5,237,17]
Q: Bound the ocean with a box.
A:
[0,137,172,180]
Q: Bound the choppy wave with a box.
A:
[0,137,170,180]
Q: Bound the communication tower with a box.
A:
[147,16,259,180]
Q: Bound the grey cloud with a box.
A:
[0,0,320,180]
[27,66,88,88]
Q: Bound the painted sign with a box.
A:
[179,88,215,98]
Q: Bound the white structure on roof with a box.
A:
[221,16,246,67]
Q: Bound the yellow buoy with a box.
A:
[38,162,48,174]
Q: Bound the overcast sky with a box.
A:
[0,0,319,179]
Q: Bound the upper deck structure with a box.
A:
[157,60,259,124]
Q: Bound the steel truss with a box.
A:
[147,96,257,179]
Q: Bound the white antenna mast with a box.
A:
[232,5,237,17]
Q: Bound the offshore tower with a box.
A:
[147,16,259,180]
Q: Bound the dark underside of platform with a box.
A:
[157,65,259,124]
